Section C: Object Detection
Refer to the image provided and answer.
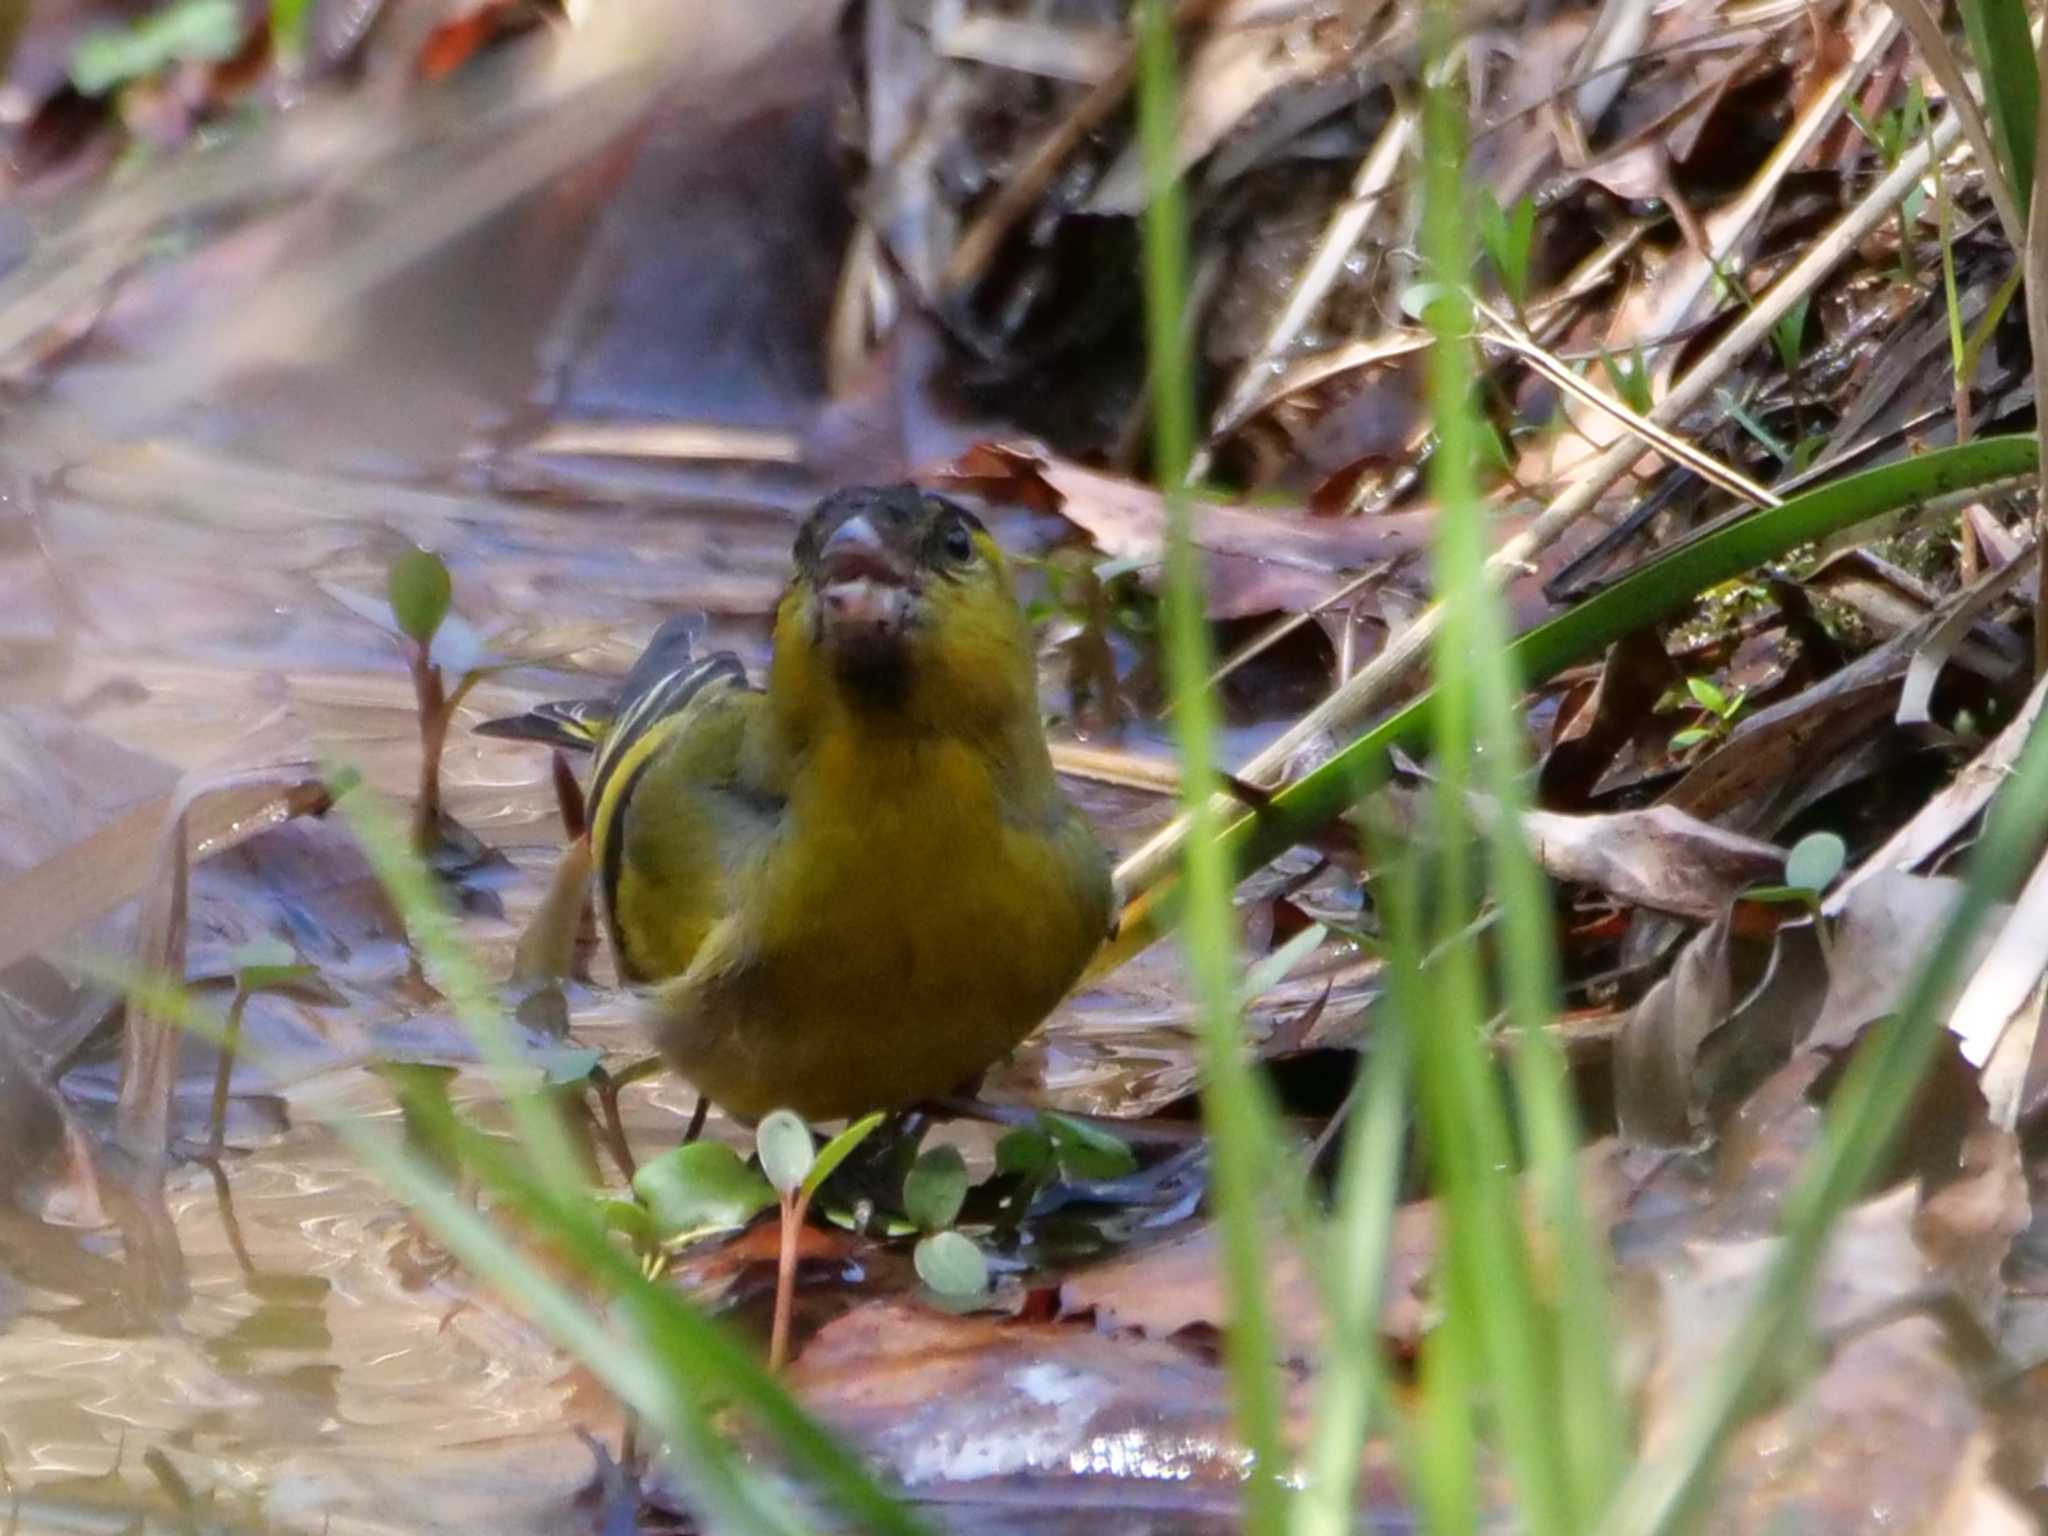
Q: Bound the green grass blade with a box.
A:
[1956,0,2038,219]
[1413,1297,1483,1533]
[114,789,933,1533]
[1108,434,2039,955]
[1413,17,1592,1527]
[412,1093,935,1536]
[358,1128,815,1536]
[1134,0,1290,1524]
[1448,256,1627,1536]
[1290,873,1410,1536]
[331,776,591,1201]
[1595,701,2048,1536]
[118,968,931,1535]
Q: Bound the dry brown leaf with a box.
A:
[1060,1145,1631,1357]
[1524,805,1784,922]
[0,709,324,983]
[1085,0,1388,214]
[1807,873,1992,1053]
[1645,1186,2007,1535]
[1616,913,1734,1145]
[1896,550,2035,744]
[1831,675,2048,915]
[937,441,1430,618]
[1914,1118,2028,1326]
[1539,629,1684,807]
[1661,674,1899,829]
[1055,1209,1428,1357]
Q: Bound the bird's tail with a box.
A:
[473,697,614,753]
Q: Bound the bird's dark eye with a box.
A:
[942,519,976,563]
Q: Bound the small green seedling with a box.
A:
[1743,830,1847,969]
[913,1230,989,1299]
[1845,82,1929,279]
[903,1146,969,1232]
[1477,190,1537,310]
[1715,386,1794,466]
[1599,345,1655,417]
[903,1145,989,1302]
[989,1110,1139,1234]
[329,549,525,858]
[757,1110,885,1369]
[1670,674,1748,752]
[206,939,336,1157]
[390,548,460,856]
[1772,296,1811,381]
[587,1054,665,1182]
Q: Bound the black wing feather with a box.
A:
[473,697,614,751]
[474,616,749,800]
[587,621,750,819]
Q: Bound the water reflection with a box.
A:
[0,1047,643,1534]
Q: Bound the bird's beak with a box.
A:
[817,514,915,635]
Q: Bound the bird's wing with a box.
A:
[592,665,770,985]
[472,615,734,777]
[589,651,750,826]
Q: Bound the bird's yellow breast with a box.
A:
[647,725,1109,1120]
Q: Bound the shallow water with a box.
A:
[0,428,1334,1527]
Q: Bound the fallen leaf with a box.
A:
[1539,629,1684,808]
[937,441,1432,618]
[1644,1187,2001,1534]
[1831,674,2048,914]
[1914,1116,2027,1326]
[1523,805,1785,922]
[1807,873,1990,1053]
[1616,912,1735,1145]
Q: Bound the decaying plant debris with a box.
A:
[7,0,2048,1529]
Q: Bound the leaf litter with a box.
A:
[9,0,2048,1527]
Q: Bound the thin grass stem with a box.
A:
[1133,0,1290,1524]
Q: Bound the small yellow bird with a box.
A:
[482,485,1113,1122]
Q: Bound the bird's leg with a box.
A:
[683,1095,709,1143]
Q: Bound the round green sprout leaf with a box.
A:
[388,548,453,647]
[914,1230,989,1298]
[903,1145,969,1232]
[755,1109,815,1198]
[995,1127,1053,1179]
[632,1141,775,1244]
[1044,1112,1137,1181]
[1785,831,1847,894]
